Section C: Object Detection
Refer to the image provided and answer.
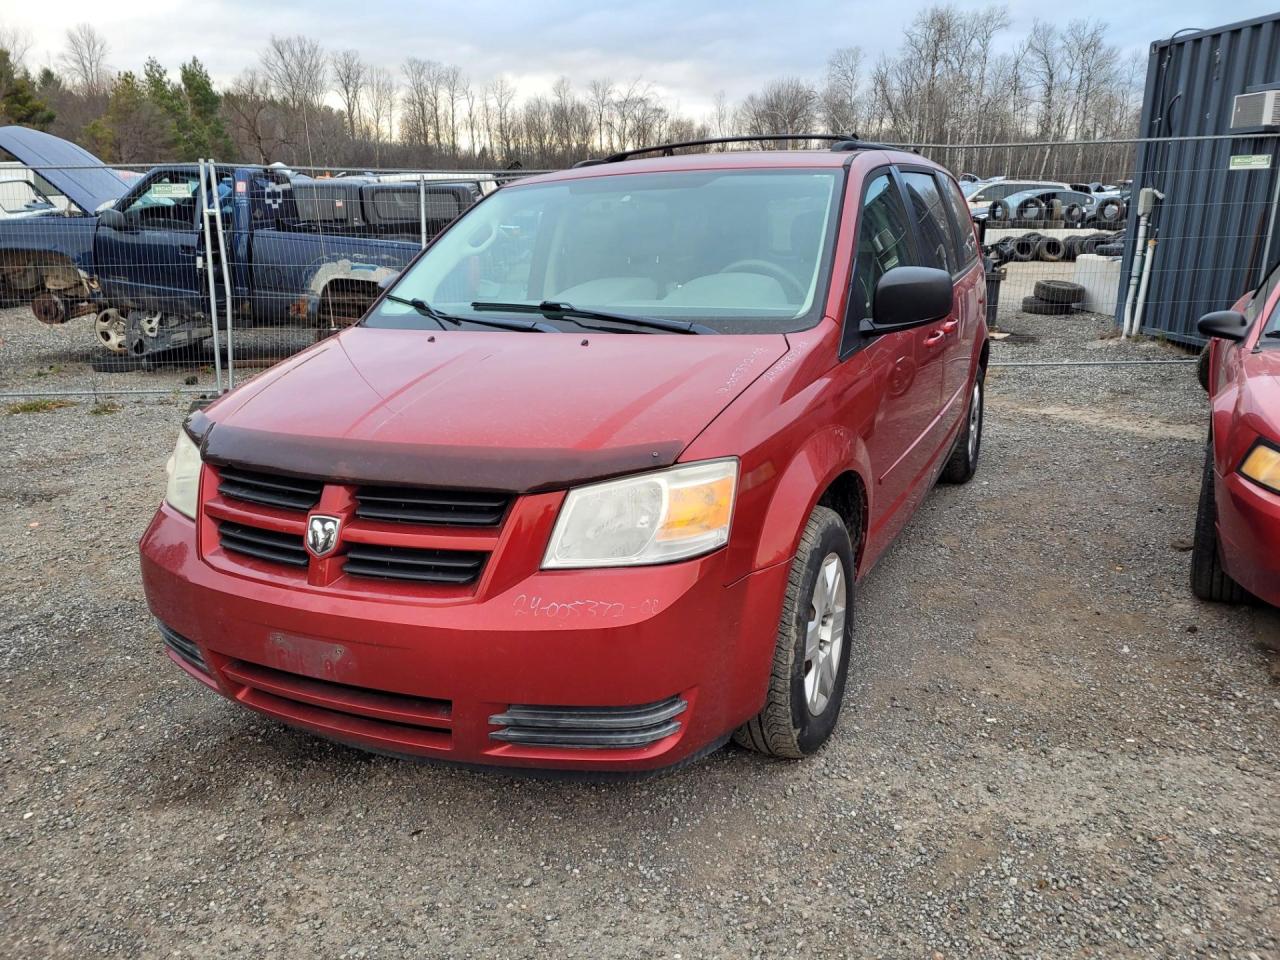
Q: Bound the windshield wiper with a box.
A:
[383,293,452,330]
[383,294,557,332]
[471,300,717,335]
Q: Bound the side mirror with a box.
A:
[98,207,130,231]
[1197,310,1249,343]
[861,266,954,334]
[973,216,987,247]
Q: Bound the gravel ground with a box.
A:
[1,292,1278,959]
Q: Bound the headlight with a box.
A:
[164,430,202,519]
[543,459,738,568]
[1239,440,1280,495]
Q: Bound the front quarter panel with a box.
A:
[682,320,877,582]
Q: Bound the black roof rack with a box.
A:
[572,134,900,167]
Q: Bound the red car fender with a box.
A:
[748,423,872,576]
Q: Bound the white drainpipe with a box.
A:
[1132,237,1157,338]
[1121,214,1149,339]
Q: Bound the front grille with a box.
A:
[343,543,486,584]
[355,485,510,526]
[489,696,687,749]
[222,659,452,751]
[158,621,207,673]
[218,521,308,567]
[218,466,323,512]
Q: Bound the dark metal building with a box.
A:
[1123,13,1280,344]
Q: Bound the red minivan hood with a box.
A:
[197,327,789,491]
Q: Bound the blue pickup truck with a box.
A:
[0,127,483,356]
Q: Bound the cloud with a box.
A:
[8,0,1274,117]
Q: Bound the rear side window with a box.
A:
[937,174,979,269]
[846,171,913,349]
[900,170,956,274]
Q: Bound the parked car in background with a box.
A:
[962,177,1069,213]
[0,126,486,355]
[140,135,990,773]
[977,186,1129,227]
[1192,262,1280,607]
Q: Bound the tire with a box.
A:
[1196,345,1211,392]
[1033,279,1085,304]
[1036,236,1066,262]
[1015,197,1045,221]
[1080,233,1108,255]
[734,506,854,758]
[1095,242,1124,257]
[1063,203,1087,226]
[1190,436,1246,603]
[1021,295,1072,315]
[940,369,984,484]
[1097,198,1127,225]
[1011,235,1037,262]
[1063,235,1083,260]
[989,199,1012,222]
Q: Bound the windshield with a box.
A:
[366,169,841,333]
[1253,259,1280,342]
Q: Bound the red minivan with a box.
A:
[140,137,989,772]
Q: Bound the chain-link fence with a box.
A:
[912,134,1279,345]
[0,160,542,398]
[1,135,1276,399]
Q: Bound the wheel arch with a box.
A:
[750,425,873,577]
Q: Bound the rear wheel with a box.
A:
[1190,436,1246,603]
[734,506,854,758]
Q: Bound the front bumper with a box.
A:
[139,504,789,772]
[1216,471,1280,608]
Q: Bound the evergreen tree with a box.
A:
[179,58,233,158]
[0,49,56,130]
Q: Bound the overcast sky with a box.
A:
[9,1,1277,115]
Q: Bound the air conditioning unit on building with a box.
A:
[1231,90,1280,129]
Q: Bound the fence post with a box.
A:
[419,175,428,249]
[207,160,236,389]
[197,158,224,394]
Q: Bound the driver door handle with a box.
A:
[941,319,959,335]
[923,330,947,347]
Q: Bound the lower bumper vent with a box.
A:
[489,696,687,749]
[158,621,208,673]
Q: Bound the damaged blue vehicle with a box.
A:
[0,126,481,357]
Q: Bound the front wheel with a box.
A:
[734,506,854,758]
[940,371,985,484]
[1190,436,1246,603]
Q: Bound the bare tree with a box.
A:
[401,57,438,153]
[711,90,732,140]
[223,69,292,163]
[738,78,818,146]
[0,26,34,67]
[331,49,366,140]
[261,35,326,111]
[484,76,516,161]
[364,67,397,163]
[60,24,110,97]
[820,47,864,135]
[587,78,614,152]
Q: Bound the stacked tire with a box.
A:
[988,229,1125,264]
[1021,279,1085,316]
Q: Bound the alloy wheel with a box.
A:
[803,553,847,716]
